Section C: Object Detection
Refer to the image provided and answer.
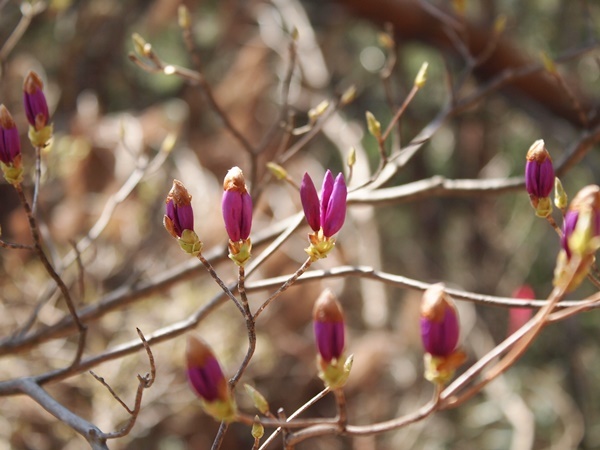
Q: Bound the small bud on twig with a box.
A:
[414,62,429,88]
[365,111,381,140]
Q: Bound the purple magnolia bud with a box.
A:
[222,167,252,241]
[186,335,230,403]
[164,180,194,238]
[0,105,21,166]
[23,71,50,131]
[561,185,600,260]
[300,171,347,237]
[313,289,345,362]
[420,284,460,357]
[525,140,554,200]
[322,172,347,237]
[300,173,320,232]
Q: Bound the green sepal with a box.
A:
[28,124,53,148]
[178,229,203,256]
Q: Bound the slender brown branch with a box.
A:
[0,1,47,62]
[14,183,87,367]
[254,257,313,320]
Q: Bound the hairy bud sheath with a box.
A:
[300,170,347,238]
[23,71,50,131]
[164,180,194,238]
[313,289,345,362]
[420,284,460,357]
[186,335,236,421]
[222,166,252,242]
[525,140,554,217]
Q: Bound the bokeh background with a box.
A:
[1,0,599,448]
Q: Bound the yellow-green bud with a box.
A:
[414,62,429,88]
[244,384,269,415]
[365,111,381,140]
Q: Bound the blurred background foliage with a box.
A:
[0,0,599,449]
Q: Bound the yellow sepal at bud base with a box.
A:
[318,353,353,390]
[533,196,552,218]
[305,230,335,261]
[228,238,252,267]
[178,229,202,256]
[201,397,237,423]
[28,124,53,148]
[424,350,467,386]
[1,160,23,186]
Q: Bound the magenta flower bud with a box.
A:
[164,179,194,238]
[222,167,252,241]
[300,173,321,232]
[23,71,50,131]
[0,105,21,166]
[561,185,600,260]
[300,170,347,238]
[420,284,460,357]
[313,289,345,362]
[525,139,554,200]
[186,335,230,403]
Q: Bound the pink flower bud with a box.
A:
[164,180,194,238]
[222,167,252,241]
[420,284,460,357]
[23,71,50,131]
[313,289,345,362]
[0,105,21,166]
[300,170,347,238]
[186,335,230,403]
[525,140,554,200]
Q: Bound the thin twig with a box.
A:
[253,257,313,320]
[0,1,47,62]
[14,184,87,368]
